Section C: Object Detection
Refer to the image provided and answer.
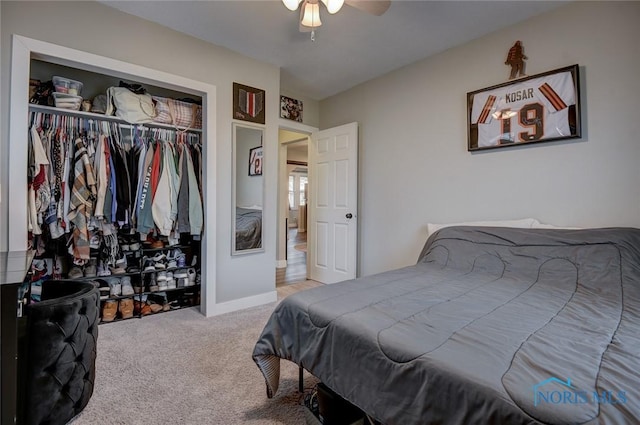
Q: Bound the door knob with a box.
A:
[346,213,353,219]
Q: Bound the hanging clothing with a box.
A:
[136,143,156,237]
[67,137,97,260]
[185,145,203,237]
[176,144,191,234]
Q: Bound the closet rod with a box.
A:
[28,104,202,134]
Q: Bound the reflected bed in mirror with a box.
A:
[232,123,265,255]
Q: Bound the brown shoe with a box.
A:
[149,302,163,314]
[141,304,152,316]
[102,300,117,322]
[119,298,134,319]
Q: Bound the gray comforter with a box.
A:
[235,207,262,250]
[252,226,640,425]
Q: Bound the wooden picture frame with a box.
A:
[249,146,263,176]
[467,64,581,152]
[233,82,265,124]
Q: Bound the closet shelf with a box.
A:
[28,104,202,133]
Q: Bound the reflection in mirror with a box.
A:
[232,123,265,254]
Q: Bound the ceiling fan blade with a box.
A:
[345,0,391,16]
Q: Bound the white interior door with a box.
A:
[308,122,358,284]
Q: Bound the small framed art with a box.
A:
[280,95,303,122]
[249,146,263,176]
[467,64,581,151]
[234,82,265,124]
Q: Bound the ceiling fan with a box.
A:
[282,0,391,40]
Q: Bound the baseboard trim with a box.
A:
[206,290,277,317]
[276,260,287,268]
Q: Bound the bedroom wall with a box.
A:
[0,1,279,305]
[320,1,640,277]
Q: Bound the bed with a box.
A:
[235,207,262,250]
[252,226,640,425]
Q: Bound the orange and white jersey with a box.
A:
[471,71,576,147]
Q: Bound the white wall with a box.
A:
[280,89,319,128]
[320,1,640,277]
[1,1,279,305]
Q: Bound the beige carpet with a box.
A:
[70,302,317,425]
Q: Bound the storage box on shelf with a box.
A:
[52,75,83,95]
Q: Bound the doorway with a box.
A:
[277,130,310,285]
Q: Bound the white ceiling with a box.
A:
[101,0,567,100]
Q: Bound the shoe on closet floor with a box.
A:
[84,259,98,277]
[119,298,134,319]
[157,272,169,291]
[97,261,112,277]
[97,280,111,300]
[68,266,84,279]
[187,268,197,286]
[121,276,135,296]
[107,277,122,297]
[133,280,144,294]
[152,254,167,270]
[143,258,156,272]
[110,265,127,275]
[102,300,117,322]
[166,272,176,289]
[148,274,159,292]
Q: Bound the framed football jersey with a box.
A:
[467,65,581,151]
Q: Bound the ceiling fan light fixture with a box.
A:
[282,0,303,11]
[320,0,344,14]
[300,2,322,28]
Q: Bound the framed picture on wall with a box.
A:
[249,146,263,176]
[467,64,581,151]
[280,95,303,122]
[234,82,265,124]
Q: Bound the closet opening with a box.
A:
[9,36,217,315]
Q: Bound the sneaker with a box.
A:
[166,272,176,289]
[167,259,177,269]
[174,269,188,279]
[176,254,186,268]
[148,292,167,313]
[108,277,122,297]
[121,276,134,296]
[84,259,97,277]
[97,280,111,300]
[143,258,156,272]
[102,300,117,322]
[133,280,144,294]
[191,255,198,267]
[97,260,112,277]
[167,248,183,260]
[152,253,167,270]
[148,274,159,292]
[68,266,83,279]
[110,265,126,275]
[177,277,187,288]
[119,298,134,319]
[158,275,169,291]
[156,271,167,281]
[187,268,197,286]
[129,241,141,251]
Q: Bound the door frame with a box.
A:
[277,119,317,270]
